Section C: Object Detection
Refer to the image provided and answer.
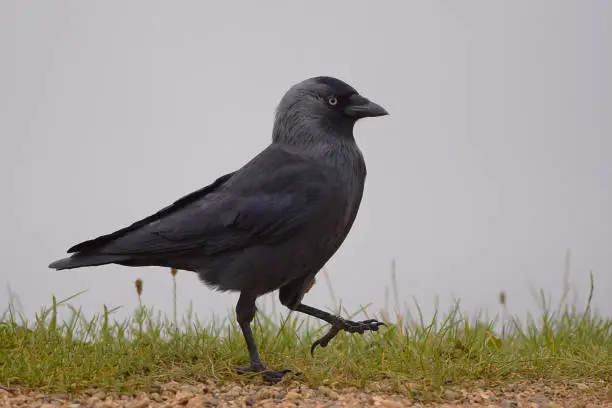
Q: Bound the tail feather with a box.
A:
[49,253,130,270]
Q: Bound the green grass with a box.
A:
[0,271,610,400]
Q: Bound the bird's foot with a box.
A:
[311,318,385,355]
[236,364,290,383]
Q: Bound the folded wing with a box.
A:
[68,147,337,259]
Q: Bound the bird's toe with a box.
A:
[344,319,386,333]
[235,365,256,375]
[236,364,290,383]
[262,369,291,383]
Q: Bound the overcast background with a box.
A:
[1,1,610,324]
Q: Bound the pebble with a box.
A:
[86,397,101,405]
[256,388,276,400]
[185,395,206,407]
[501,400,518,408]
[285,391,300,400]
[125,400,149,408]
[442,389,460,401]
[379,399,405,408]
[175,390,195,404]
[318,386,339,400]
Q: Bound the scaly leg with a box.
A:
[294,303,385,354]
[235,292,290,383]
[278,278,385,355]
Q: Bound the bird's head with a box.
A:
[273,76,388,144]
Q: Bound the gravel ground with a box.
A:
[1,380,610,407]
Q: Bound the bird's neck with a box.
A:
[272,112,356,147]
[271,116,366,177]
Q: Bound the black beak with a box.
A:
[344,94,389,118]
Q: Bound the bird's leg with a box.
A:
[279,277,385,355]
[293,303,385,354]
[235,292,290,383]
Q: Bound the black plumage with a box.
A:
[49,76,389,382]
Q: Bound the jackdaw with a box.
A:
[49,76,389,382]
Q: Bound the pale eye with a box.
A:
[327,96,338,106]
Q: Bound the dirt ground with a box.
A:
[1,379,610,408]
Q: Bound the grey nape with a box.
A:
[49,76,389,383]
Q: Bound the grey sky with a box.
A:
[1,1,610,323]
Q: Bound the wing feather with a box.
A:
[71,147,337,258]
[68,171,235,253]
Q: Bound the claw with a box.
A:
[310,318,386,356]
[310,326,341,355]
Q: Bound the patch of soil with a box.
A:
[1,379,610,407]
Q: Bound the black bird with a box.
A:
[49,76,389,382]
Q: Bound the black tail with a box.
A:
[49,253,130,270]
